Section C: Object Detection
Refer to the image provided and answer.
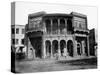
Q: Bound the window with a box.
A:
[15,39,19,44]
[52,19,58,34]
[83,23,86,29]
[21,39,24,45]
[75,22,78,27]
[12,39,15,44]
[77,22,79,28]
[12,28,15,34]
[22,29,25,34]
[79,23,82,28]
[60,19,65,34]
[60,19,65,24]
[67,19,72,31]
[16,28,19,34]
[45,19,51,34]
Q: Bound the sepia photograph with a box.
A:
[11,1,98,73]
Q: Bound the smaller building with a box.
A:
[89,28,97,56]
[11,25,26,53]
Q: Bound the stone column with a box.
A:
[43,22,47,34]
[87,36,90,56]
[33,48,36,59]
[58,40,61,59]
[50,40,53,58]
[51,19,53,35]
[57,41,61,60]
[27,38,30,59]
[74,40,78,57]
[72,36,78,57]
[66,40,69,57]
[65,18,67,34]
[27,37,35,59]
[58,19,60,35]
[26,35,29,59]
[42,38,46,59]
[81,41,85,56]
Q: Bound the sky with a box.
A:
[13,1,98,30]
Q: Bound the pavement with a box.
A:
[15,56,97,73]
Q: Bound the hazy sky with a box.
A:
[14,1,98,30]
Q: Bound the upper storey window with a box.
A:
[52,19,58,34]
[73,17,87,30]
[16,28,19,34]
[79,23,82,29]
[12,28,15,34]
[75,21,86,29]
[67,19,73,32]
[29,17,42,30]
[21,39,24,45]
[22,29,25,34]
[45,19,51,34]
[12,39,15,45]
[60,19,66,34]
[15,39,19,44]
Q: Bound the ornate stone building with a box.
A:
[25,11,90,59]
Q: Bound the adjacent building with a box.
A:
[25,11,90,59]
[11,25,25,53]
[89,28,97,56]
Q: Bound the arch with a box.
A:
[77,42,82,55]
[45,40,51,57]
[45,19,51,34]
[60,19,66,34]
[52,40,58,56]
[67,40,73,57]
[52,19,58,34]
[60,40,66,56]
[29,37,42,58]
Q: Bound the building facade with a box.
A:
[25,11,90,59]
[89,28,97,56]
[11,25,25,53]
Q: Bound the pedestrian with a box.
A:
[63,48,67,58]
[56,49,60,60]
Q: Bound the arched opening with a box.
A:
[77,42,82,55]
[45,40,51,57]
[45,19,51,34]
[60,40,66,56]
[67,40,73,57]
[52,19,58,34]
[67,19,73,32]
[60,19,66,34]
[29,37,42,58]
[52,40,58,56]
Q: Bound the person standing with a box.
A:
[63,47,67,58]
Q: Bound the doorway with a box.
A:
[67,40,73,57]
[29,37,42,58]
